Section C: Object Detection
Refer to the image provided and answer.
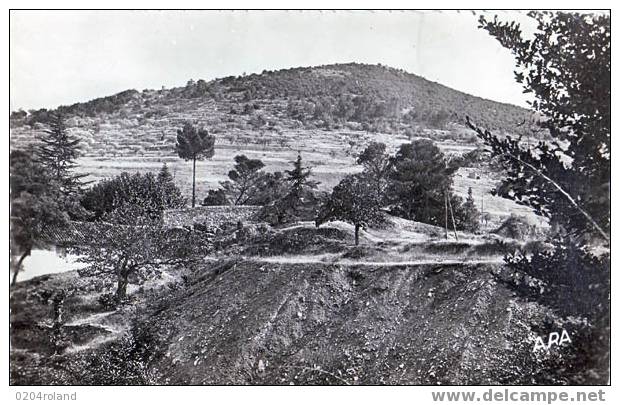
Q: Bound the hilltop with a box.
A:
[10,63,535,155]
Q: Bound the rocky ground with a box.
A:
[9,219,607,385]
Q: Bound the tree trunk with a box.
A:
[11,248,30,287]
[192,156,197,208]
[116,272,129,301]
[355,224,360,246]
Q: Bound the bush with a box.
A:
[82,166,185,221]
[492,214,538,240]
[341,246,373,259]
[202,189,228,206]
[98,292,119,311]
[243,226,347,256]
[503,236,609,320]
[76,321,166,384]
[496,236,610,384]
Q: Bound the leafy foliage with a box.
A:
[175,122,215,161]
[73,202,208,301]
[202,188,229,206]
[356,142,392,201]
[221,155,265,205]
[78,321,167,384]
[10,150,71,285]
[249,171,290,206]
[81,166,186,221]
[316,174,384,245]
[387,140,460,225]
[470,11,610,242]
[503,236,609,319]
[472,14,610,381]
[461,187,481,233]
[260,153,320,224]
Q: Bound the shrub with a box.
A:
[81,166,186,221]
[503,236,609,319]
[98,292,119,311]
[492,214,538,240]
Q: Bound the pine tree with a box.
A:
[470,12,610,242]
[221,155,265,205]
[461,187,481,233]
[157,164,186,210]
[356,142,392,201]
[36,113,87,196]
[261,153,319,224]
[157,162,174,183]
[176,123,215,208]
[388,140,457,225]
[282,152,319,218]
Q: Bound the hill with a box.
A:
[9,63,543,227]
[10,63,536,155]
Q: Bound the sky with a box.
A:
[9,10,539,111]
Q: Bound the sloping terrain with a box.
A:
[142,260,535,385]
[10,220,603,385]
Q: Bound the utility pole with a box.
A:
[444,191,449,239]
[447,194,458,241]
[480,194,484,230]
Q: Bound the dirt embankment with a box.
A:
[10,256,604,385]
[134,259,577,385]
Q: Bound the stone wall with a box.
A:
[163,205,262,230]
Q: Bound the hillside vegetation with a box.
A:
[10,63,536,158]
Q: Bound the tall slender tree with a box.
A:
[36,113,87,197]
[461,187,481,233]
[175,123,216,207]
[282,152,319,218]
